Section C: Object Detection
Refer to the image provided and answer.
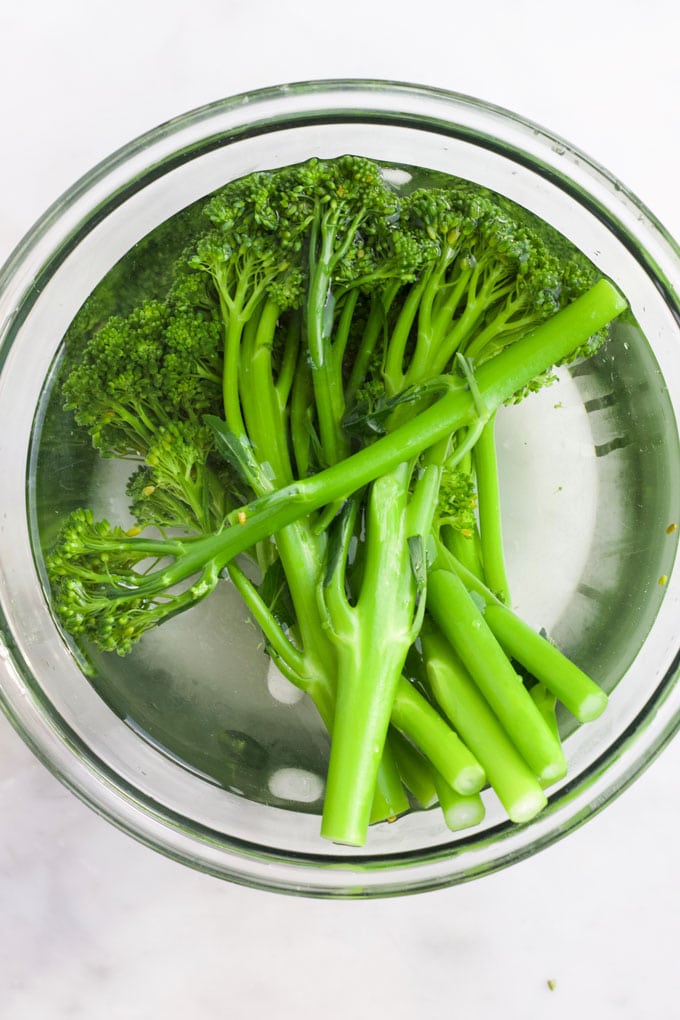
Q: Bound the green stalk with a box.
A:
[391,677,485,795]
[306,230,349,466]
[431,262,474,342]
[231,297,338,698]
[345,292,389,403]
[436,546,608,723]
[332,289,360,372]
[219,302,247,438]
[406,436,449,534]
[320,465,416,845]
[443,524,485,582]
[239,297,293,485]
[402,266,444,387]
[227,536,409,826]
[371,734,411,823]
[463,294,530,364]
[289,354,314,478]
[473,412,511,603]
[427,568,567,782]
[421,622,548,823]
[319,442,460,843]
[274,310,301,408]
[432,772,486,832]
[225,561,307,679]
[389,730,439,808]
[383,275,429,394]
[529,683,560,742]
[429,273,488,372]
[482,602,607,722]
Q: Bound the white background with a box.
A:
[2,2,680,1017]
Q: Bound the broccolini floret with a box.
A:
[63,298,224,457]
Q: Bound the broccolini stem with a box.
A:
[383,274,430,394]
[431,263,474,345]
[320,465,415,845]
[432,773,486,833]
[431,277,488,372]
[483,602,608,722]
[274,310,301,409]
[229,557,410,825]
[405,438,449,537]
[427,567,567,782]
[238,332,341,705]
[332,290,360,374]
[529,683,560,744]
[306,235,349,467]
[435,545,608,723]
[239,297,293,486]
[275,522,336,680]
[220,303,247,438]
[344,292,388,404]
[420,621,548,823]
[442,524,485,582]
[289,353,314,478]
[225,561,308,681]
[319,451,463,844]
[390,677,486,795]
[370,735,411,825]
[469,279,626,405]
[388,729,438,808]
[473,412,511,603]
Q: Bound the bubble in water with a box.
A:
[266,661,306,705]
[268,767,324,803]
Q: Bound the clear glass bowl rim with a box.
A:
[1,78,679,898]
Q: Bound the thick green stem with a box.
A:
[529,683,560,744]
[483,603,607,722]
[389,730,438,808]
[421,622,548,823]
[236,298,338,690]
[370,735,411,824]
[432,772,486,832]
[239,298,293,486]
[306,238,349,467]
[474,412,511,603]
[289,354,314,478]
[320,465,415,845]
[319,444,461,843]
[228,537,408,825]
[427,568,567,782]
[391,677,485,795]
[443,525,485,582]
[436,546,608,723]
[220,301,247,438]
[276,525,334,670]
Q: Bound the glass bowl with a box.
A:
[1,80,679,898]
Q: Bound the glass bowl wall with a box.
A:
[0,80,679,897]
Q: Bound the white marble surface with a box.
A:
[2,2,680,1017]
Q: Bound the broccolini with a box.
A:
[45,155,628,845]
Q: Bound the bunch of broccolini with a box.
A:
[45,155,628,845]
